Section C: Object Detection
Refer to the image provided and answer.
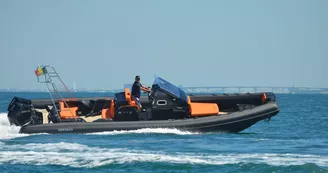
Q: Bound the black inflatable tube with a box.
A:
[19,102,279,134]
[29,92,269,109]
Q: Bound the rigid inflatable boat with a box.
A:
[6,65,279,134]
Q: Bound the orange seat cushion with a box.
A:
[189,102,219,116]
[59,101,78,119]
[124,88,139,110]
[101,108,109,119]
[101,101,115,119]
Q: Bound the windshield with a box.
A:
[153,76,188,102]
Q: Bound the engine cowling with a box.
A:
[7,97,43,126]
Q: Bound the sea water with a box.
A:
[0,92,327,172]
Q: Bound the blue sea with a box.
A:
[0,92,327,172]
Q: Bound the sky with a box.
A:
[0,0,327,90]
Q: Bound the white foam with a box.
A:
[0,109,199,139]
[88,128,199,135]
[0,142,327,168]
[0,112,197,138]
[0,113,31,140]
[256,138,269,141]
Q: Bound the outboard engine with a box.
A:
[7,97,43,126]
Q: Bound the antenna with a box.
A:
[73,82,76,92]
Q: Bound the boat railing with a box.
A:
[34,65,77,119]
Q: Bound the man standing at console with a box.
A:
[131,75,151,108]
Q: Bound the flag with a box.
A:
[34,67,46,76]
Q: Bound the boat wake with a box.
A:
[0,112,198,138]
[0,113,31,140]
[0,142,327,168]
[87,128,200,136]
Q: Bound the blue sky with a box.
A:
[0,0,327,90]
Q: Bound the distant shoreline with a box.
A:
[0,91,328,95]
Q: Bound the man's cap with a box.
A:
[135,75,140,80]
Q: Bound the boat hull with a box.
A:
[19,101,279,134]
